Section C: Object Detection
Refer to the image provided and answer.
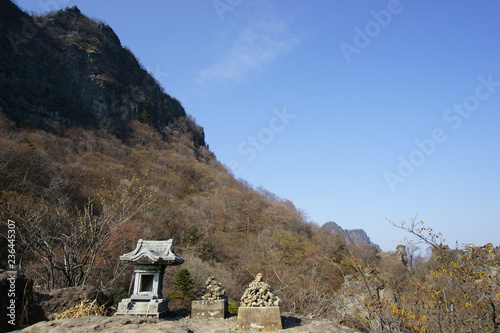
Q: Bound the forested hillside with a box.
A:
[1,1,498,332]
[0,0,351,316]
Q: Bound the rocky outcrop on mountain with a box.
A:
[322,221,381,250]
[335,273,390,332]
[0,0,205,147]
[395,244,408,267]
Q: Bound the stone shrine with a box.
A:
[237,273,282,331]
[115,239,184,318]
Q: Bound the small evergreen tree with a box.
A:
[169,268,195,303]
[140,108,150,121]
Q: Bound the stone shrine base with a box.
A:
[236,306,282,331]
[191,299,228,319]
[115,298,169,318]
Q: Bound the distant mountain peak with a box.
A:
[322,221,381,250]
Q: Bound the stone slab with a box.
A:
[236,306,282,331]
[115,298,169,318]
[191,299,228,319]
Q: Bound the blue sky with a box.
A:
[15,0,500,251]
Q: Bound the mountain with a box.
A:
[322,221,381,250]
[2,4,496,332]
[0,1,386,329]
[8,3,493,333]
[0,0,204,147]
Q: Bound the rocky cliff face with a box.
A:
[0,0,205,146]
[322,221,380,250]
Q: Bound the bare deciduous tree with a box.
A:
[3,176,155,290]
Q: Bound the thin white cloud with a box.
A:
[195,21,300,86]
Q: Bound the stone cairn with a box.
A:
[240,273,280,307]
[201,276,226,300]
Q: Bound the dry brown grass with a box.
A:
[54,300,113,320]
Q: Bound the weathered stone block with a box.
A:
[236,306,282,331]
[115,298,169,318]
[191,299,228,319]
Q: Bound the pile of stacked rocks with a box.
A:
[201,276,226,300]
[240,273,280,307]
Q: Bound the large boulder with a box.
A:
[36,285,113,320]
[16,313,362,333]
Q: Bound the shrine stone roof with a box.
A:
[119,239,184,265]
